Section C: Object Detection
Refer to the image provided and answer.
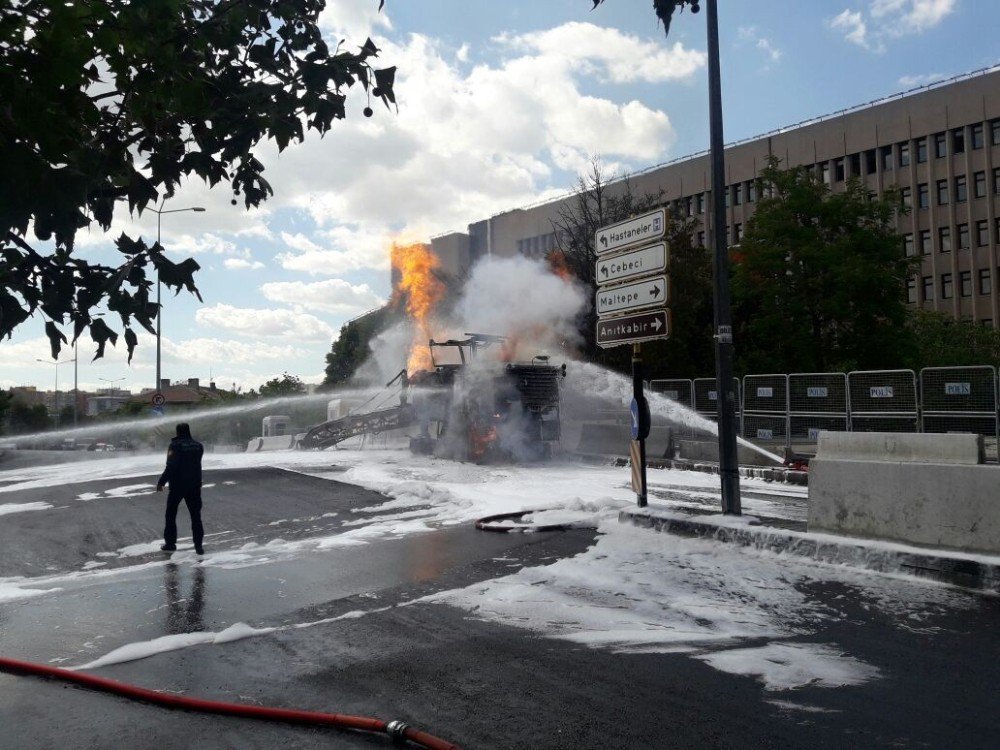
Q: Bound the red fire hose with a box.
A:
[0,656,458,750]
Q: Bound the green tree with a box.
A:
[1,0,394,361]
[8,402,52,434]
[906,311,1000,368]
[732,157,916,374]
[550,160,713,376]
[259,372,307,399]
[323,307,391,387]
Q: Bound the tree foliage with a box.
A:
[323,307,391,387]
[551,160,713,377]
[259,372,307,399]
[1,0,394,361]
[906,311,1000,369]
[7,402,52,434]
[732,157,916,373]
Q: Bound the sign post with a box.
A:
[594,208,669,508]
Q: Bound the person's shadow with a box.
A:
[164,563,206,634]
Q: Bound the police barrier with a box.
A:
[693,377,742,435]
[848,369,919,432]
[920,366,999,458]
[789,372,849,445]
[742,374,789,448]
[648,379,694,408]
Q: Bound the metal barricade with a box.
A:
[693,377,742,434]
[848,369,919,432]
[648,379,694,409]
[920,366,999,460]
[742,374,789,448]
[789,372,849,447]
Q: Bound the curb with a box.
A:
[575,453,808,486]
[619,508,1000,595]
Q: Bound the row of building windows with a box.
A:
[903,218,1000,255]
[821,121,1000,183]
[670,121,1000,223]
[908,268,996,302]
[900,169,1000,208]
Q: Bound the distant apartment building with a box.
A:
[431,67,1000,327]
[86,388,132,417]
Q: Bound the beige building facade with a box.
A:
[432,67,1000,327]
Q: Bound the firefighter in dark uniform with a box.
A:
[156,423,205,554]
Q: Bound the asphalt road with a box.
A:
[1,459,998,749]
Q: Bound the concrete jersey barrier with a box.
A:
[816,431,984,465]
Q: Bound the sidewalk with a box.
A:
[619,505,1000,596]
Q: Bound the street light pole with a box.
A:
[705,0,741,515]
[36,355,75,429]
[150,203,206,394]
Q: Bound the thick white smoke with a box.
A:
[454,256,588,361]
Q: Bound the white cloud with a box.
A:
[497,22,707,84]
[258,23,698,267]
[830,0,956,51]
[829,9,872,50]
[737,26,782,66]
[195,304,333,341]
[223,258,265,270]
[260,279,385,316]
[318,0,392,40]
[897,72,947,87]
[162,336,299,365]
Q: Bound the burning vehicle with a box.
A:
[299,333,566,462]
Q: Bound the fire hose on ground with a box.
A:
[0,656,458,750]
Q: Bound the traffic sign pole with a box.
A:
[632,343,648,508]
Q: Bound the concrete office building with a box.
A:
[431,66,1000,327]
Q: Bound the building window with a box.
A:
[941,273,953,299]
[960,271,972,297]
[898,143,910,167]
[865,149,877,175]
[939,226,952,252]
[734,223,743,243]
[994,168,1000,195]
[977,220,990,247]
[696,193,705,214]
[982,319,994,327]
[906,278,917,303]
[958,223,970,250]
[936,179,949,204]
[992,119,1000,146]
[952,128,965,154]
[732,184,743,206]
[922,275,934,301]
[934,132,947,158]
[972,123,984,149]
[747,180,757,203]
[724,189,730,208]
[697,230,705,247]
[849,153,861,177]
[920,229,931,255]
[834,158,845,182]
[918,183,929,209]
[900,186,912,208]
[881,146,893,171]
[975,171,986,198]
[820,162,830,184]
[903,233,914,257]
[955,175,967,203]
[980,269,992,295]
[916,138,928,163]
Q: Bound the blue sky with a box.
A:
[4,0,998,395]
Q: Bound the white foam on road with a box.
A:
[697,642,879,691]
[0,501,53,516]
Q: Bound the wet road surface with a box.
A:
[1,459,998,749]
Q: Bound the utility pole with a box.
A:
[705,0,741,515]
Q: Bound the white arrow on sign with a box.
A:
[595,274,668,316]
[596,242,667,286]
[595,208,666,256]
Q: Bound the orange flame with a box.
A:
[547,249,573,281]
[391,242,446,373]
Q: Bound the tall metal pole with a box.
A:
[53,361,59,428]
[73,342,78,427]
[156,210,162,394]
[705,0,741,515]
